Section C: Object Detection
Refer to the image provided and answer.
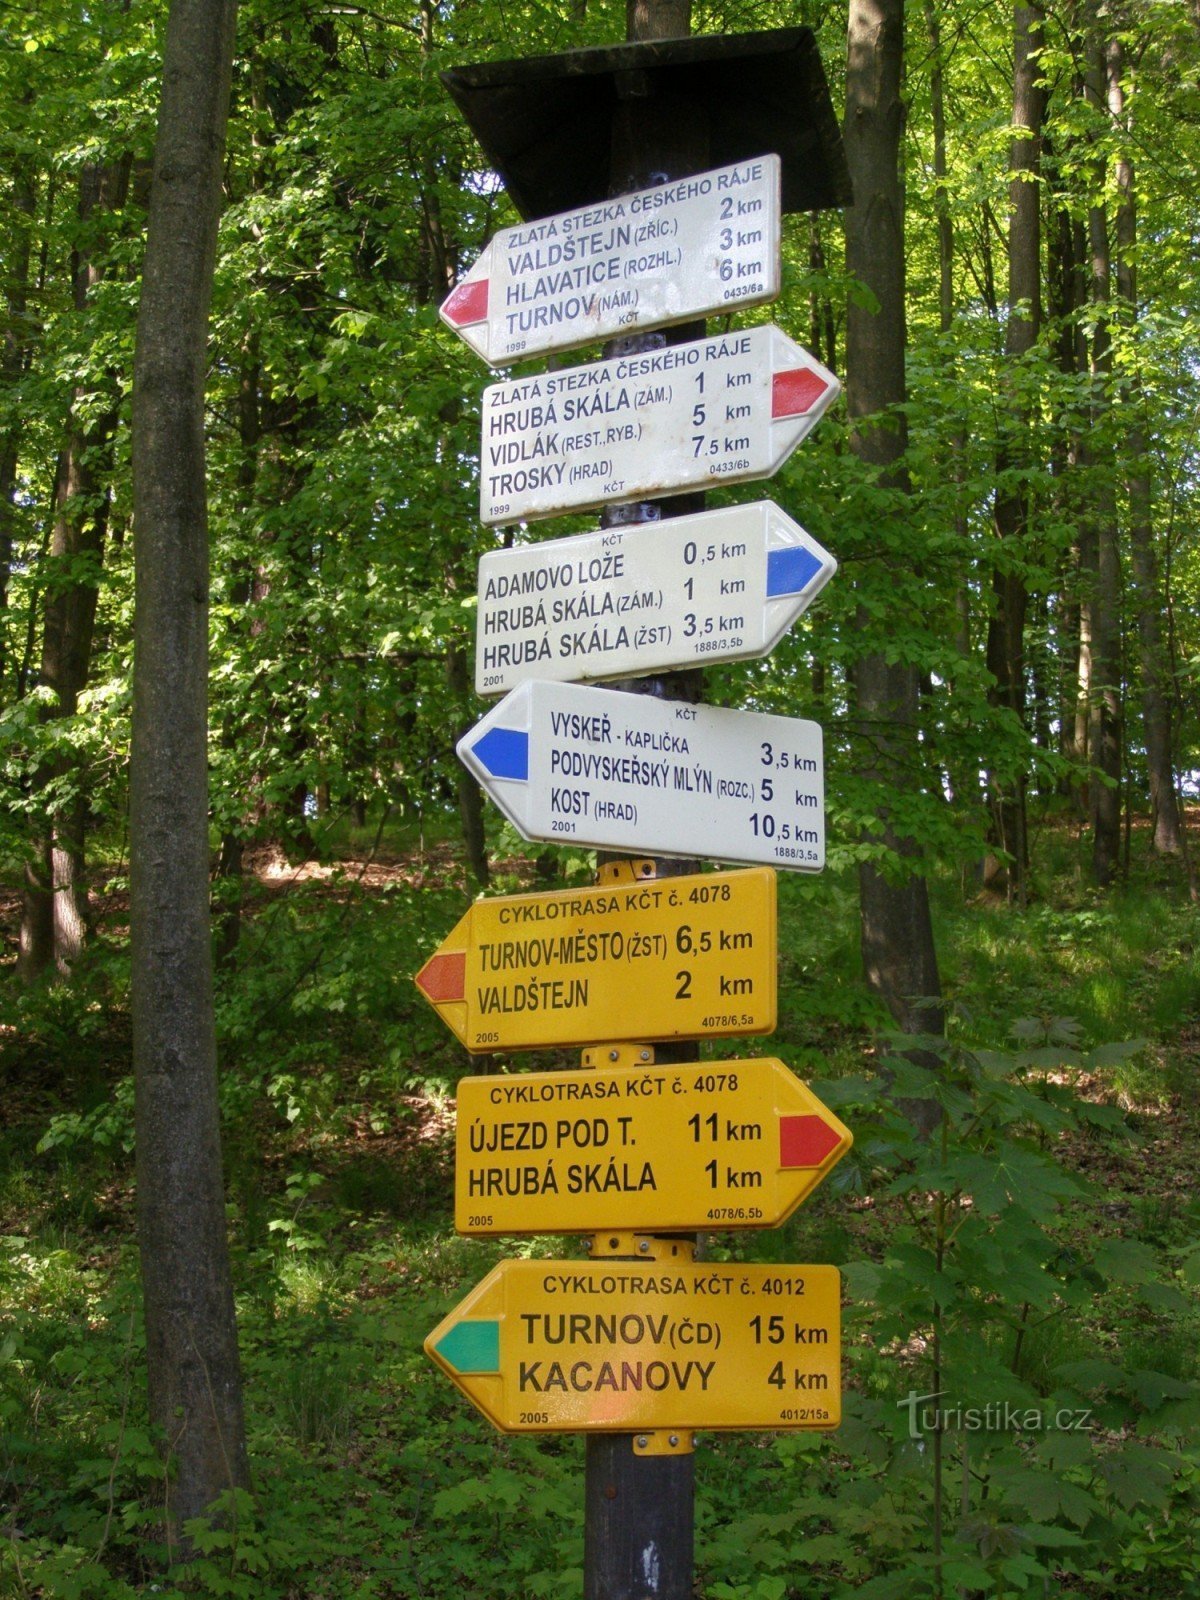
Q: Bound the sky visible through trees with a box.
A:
[2,0,1200,926]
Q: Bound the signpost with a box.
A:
[455,1057,852,1235]
[414,867,776,1052]
[475,501,836,696]
[426,1253,841,1434]
[479,324,839,525]
[458,680,825,871]
[430,31,853,1599]
[441,156,781,367]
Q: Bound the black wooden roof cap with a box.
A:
[441,28,852,221]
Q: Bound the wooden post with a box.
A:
[583,19,709,1597]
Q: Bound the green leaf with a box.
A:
[1056,1358,1128,1393]
[1086,1038,1148,1067]
[1135,1280,1190,1313]
[1178,1242,1200,1286]
[1035,1430,1094,1472]
[1008,1017,1046,1042]
[996,1466,1100,1528]
[1125,1369,1197,1409]
[945,1149,1081,1219]
[1099,1444,1176,1511]
[1092,1238,1160,1285]
[1017,1523,1088,1549]
[842,1259,883,1302]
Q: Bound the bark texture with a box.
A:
[19,158,129,978]
[130,0,250,1541]
[924,0,971,669]
[1107,36,1182,856]
[0,158,35,668]
[1083,12,1122,885]
[986,3,1044,900]
[1046,136,1088,802]
[844,0,943,1041]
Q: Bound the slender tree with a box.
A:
[986,2,1045,902]
[1107,30,1183,856]
[19,157,130,977]
[844,0,944,1043]
[0,157,35,674]
[1044,112,1089,803]
[923,0,971,665]
[130,0,250,1541]
[1083,5,1123,885]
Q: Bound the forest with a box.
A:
[3,0,1200,1595]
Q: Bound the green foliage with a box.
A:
[3,835,1198,1599]
[803,1022,1199,1597]
[5,0,1200,1595]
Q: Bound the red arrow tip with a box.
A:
[772,367,830,419]
[416,950,466,1003]
[442,278,489,327]
[780,1114,843,1168]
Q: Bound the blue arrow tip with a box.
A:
[766,545,823,598]
[471,726,529,781]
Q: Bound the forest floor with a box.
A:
[1,819,1199,1599]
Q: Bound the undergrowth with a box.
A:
[1,831,1198,1597]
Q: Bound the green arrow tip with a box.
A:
[434,1318,500,1374]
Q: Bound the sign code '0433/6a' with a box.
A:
[440,156,781,366]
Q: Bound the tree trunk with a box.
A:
[985,2,1044,903]
[1106,37,1182,856]
[1083,15,1122,886]
[214,337,263,968]
[447,641,490,889]
[0,158,36,673]
[130,0,250,1545]
[844,0,944,1043]
[19,159,128,978]
[1045,147,1088,807]
[924,0,971,666]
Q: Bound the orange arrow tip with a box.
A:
[416,949,466,1003]
[442,278,489,327]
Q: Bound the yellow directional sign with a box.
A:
[414,869,776,1052]
[455,1057,852,1235]
[425,1249,841,1434]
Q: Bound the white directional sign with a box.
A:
[458,680,825,871]
[440,157,781,367]
[480,325,839,526]
[475,502,836,696]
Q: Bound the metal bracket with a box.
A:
[587,1233,697,1457]
[633,1430,695,1456]
[586,1232,695,1263]
[581,1043,656,1070]
[597,858,657,886]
